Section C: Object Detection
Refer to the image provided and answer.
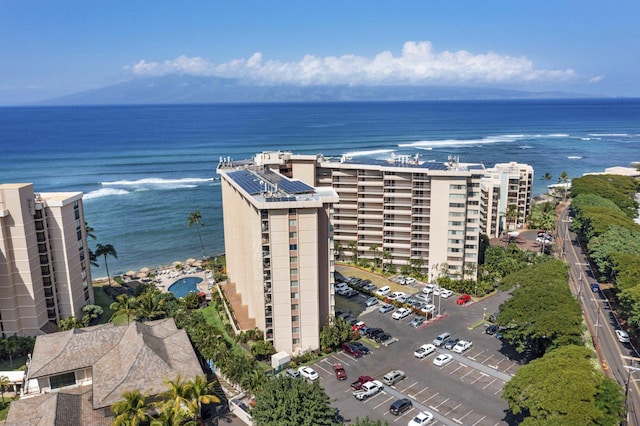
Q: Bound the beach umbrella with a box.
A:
[140,267,150,273]
[192,260,203,267]
[126,270,137,277]
[138,272,148,278]
[186,258,196,265]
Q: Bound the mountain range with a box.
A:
[39,75,589,105]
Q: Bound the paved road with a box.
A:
[558,205,640,425]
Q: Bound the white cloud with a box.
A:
[123,41,576,86]
[588,75,605,84]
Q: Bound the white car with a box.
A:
[298,366,319,381]
[452,340,473,354]
[433,353,453,366]
[388,291,406,300]
[422,284,436,294]
[392,307,411,320]
[440,289,453,298]
[432,287,442,296]
[420,304,436,314]
[375,285,391,296]
[413,343,436,359]
[616,329,630,343]
[415,293,432,303]
[405,277,417,285]
[396,295,409,304]
[408,410,434,426]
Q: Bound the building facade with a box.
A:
[0,183,93,337]
[217,162,338,354]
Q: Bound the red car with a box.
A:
[333,363,347,380]
[456,294,471,305]
[350,375,374,390]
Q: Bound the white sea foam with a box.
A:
[83,188,130,200]
[101,177,216,190]
[588,133,629,137]
[519,145,533,149]
[567,156,583,160]
[343,149,396,157]
[399,135,519,148]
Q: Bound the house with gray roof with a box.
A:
[5,318,204,425]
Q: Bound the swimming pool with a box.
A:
[168,277,203,298]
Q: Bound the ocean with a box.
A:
[1,99,639,276]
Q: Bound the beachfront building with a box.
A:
[252,152,496,280]
[0,183,93,337]
[481,162,535,237]
[218,159,338,354]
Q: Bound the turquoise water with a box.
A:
[168,277,203,298]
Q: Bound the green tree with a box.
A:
[503,345,623,425]
[333,240,343,262]
[251,376,339,426]
[188,210,207,259]
[0,375,9,403]
[157,375,196,424]
[58,316,84,331]
[320,317,352,351]
[110,294,138,325]
[382,250,392,272]
[347,240,358,264]
[350,417,389,426]
[136,288,168,321]
[94,243,118,286]
[504,205,519,231]
[558,170,570,202]
[111,389,151,426]
[189,375,221,422]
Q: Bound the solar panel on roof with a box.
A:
[227,170,263,195]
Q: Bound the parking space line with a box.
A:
[494,358,506,367]
[393,408,415,422]
[374,395,394,409]
[452,408,473,423]
[400,380,420,393]
[482,378,497,390]
[444,403,461,416]
[503,362,518,374]
[469,349,486,361]
[429,397,450,412]
[471,415,487,425]
[422,391,439,404]
[494,387,503,395]
[449,363,466,375]
[315,364,331,375]
[481,354,494,363]
[460,369,475,381]
[408,386,429,399]
[471,372,488,384]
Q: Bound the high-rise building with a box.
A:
[0,183,94,337]
[217,161,338,354]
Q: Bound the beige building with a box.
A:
[218,161,338,354]
[481,162,535,237]
[0,183,93,337]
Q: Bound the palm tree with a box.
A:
[158,375,196,424]
[369,244,380,268]
[109,294,138,324]
[347,240,358,264]
[333,240,343,262]
[0,375,10,402]
[189,375,221,421]
[111,390,151,426]
[558,171,570,202]
[84,221,97,240]
[94,243,118,286]
[188,211,206,259]
[382,250,392,272]
[136,289,167,321]
[505,205,519,231]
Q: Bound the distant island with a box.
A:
[38,74,593,106]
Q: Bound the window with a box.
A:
[49,372,76,390]
[289,208,297,214]
[289,219,297,226]
[289,244,297,251]
[291,292,299,299]
[289,231,297,238]
[293,338,300,345]
[292,315,299,322]
[450,194,466,199]
[290,280,298,287]
[291,304,299,311]
[292,327,300,333]
[290,268,298,275]
[290,256,298,263]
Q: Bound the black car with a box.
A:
[444,337,459,350]
[374,333,392,343]
[366,328,384,338]
[351,341,370,355]
[486,325,499,335]
[389,398,413,415]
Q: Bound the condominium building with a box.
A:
[481,162,535,237]
[0,183,93,337]
[217,161,338,354]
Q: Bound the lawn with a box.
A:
[92,285,130,326]
[0,397,12,421]
[0,357,26,371]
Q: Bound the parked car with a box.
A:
[342,342,363,358]
[432,287,442,296]
[333,363,347,380]
[389,398,413,415]
[444,337,460,350]
[298,366,319,381]
[286,368,301,379]
[351,321,366,332]
[392,307,411,320]
[375,285,391,296]
[433,353,453,366]
[365,327,384,338]
[616,329,630,343]
[363,283,378,292]
[378,303,394,314]
[422,284,437,294]
[409,316,425,328]
[414,343,436,359]
[374,333,393,343]
[440,289,453,298]
[452,340,473,354]
[382,370,406,386]
[396,294,409,304]
[408,411,434,426]
[351,341,370,355]
[415,293,432,303]
[405,277,417,285]
[591,283,600,292]
[364,297,378,306]
[350,375,374,390]
[420,304,436,315]
[456,294,471,305]
[388,291,407,301]
[486,325,499,335]
[433,332,450,347]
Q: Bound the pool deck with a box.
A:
[152,268,214,299]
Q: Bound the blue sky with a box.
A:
[1,1,638,104]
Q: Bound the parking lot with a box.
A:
[312,275,518,425]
